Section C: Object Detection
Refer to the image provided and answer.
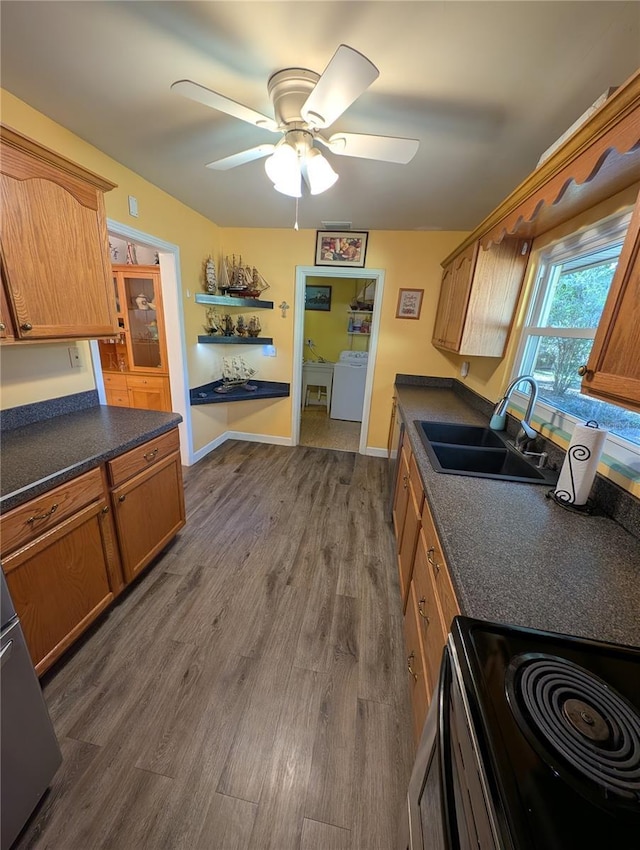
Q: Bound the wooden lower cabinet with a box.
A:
[1,497,116,675]
[103,371,172,412]
[393,437,461,743]
[0,427,185,675]
[111,450,185,582]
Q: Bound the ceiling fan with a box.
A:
[171,44,419,197]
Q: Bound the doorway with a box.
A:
[89,220,192,467]
[292,265,385,454]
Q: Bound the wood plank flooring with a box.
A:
[14,441,414,850]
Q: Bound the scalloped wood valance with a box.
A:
[442,69,640,265]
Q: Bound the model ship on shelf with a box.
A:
[214,356,258,393]
[219,254,271,299]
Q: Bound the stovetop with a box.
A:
[451,617,640,850]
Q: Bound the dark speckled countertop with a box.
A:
[396,384,640,647]
[1,406,182,512]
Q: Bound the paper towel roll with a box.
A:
[554,422,607,506]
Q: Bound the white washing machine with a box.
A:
[330,350,369,421]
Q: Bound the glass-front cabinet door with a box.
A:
[119,268,166,372]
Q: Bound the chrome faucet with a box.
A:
[492,375,539,452]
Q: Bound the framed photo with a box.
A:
[315,231,368,267]
[305,284,332,311]
[396,288,424,319]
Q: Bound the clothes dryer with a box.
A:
[330,350,368,421]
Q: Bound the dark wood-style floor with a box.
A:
[15,441,414,850]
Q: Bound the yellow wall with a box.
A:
[303,276,370,362]
[219,228,465,447]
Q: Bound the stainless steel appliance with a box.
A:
[400,617,640,850]
[1,570,62,850]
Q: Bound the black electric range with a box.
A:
[451,617,640,849]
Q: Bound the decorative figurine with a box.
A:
[235,315,247,336]
[204,255,217,293]
[247,316,262,337]
[221,314,235,336]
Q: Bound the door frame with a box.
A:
[292,265,385,454]
[89,220,192,466]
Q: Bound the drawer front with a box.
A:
[0,467,104,557]
[103,372,128,391]
[397,482,421,608]
[126,374,166,390]
[107,428,180,487]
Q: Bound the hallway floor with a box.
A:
[299,406,361,452]
[16,441,414,850]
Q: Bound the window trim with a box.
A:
[509,207,639,477]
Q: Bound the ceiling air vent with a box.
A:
[321,221,352,230]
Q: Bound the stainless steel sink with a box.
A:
[415,420,558,485]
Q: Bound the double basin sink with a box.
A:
[415,421,559,485]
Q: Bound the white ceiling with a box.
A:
[1,1,639,232]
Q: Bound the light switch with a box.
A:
[128,195,139,217]
[263,345,276,357]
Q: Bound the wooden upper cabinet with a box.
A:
[581,193,640,412]
[432,237,529,357]
[0,124,118,341]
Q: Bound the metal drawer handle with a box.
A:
[407,652,418,682]
[402,474,408,490]
[418,598,430,624]
[143,448,159,462]
[26,503,58,524]
[0,640,13,667]
[427,546,440,574]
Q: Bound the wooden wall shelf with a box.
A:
[197,335,273,345]
[195,293,274,309]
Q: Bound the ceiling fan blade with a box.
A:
[324,132,419,164]
[171,80,279,132]
[206,145,276,171]
[301,45,379,129]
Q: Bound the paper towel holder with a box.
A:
[547,419,601,515]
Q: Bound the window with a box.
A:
[511,209,640,468]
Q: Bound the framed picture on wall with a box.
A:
[305,285,332,311]
[396,288,423,319]
[315,231,368,267]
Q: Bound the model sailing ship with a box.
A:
[219,255,270,299]
[214,356,258,393]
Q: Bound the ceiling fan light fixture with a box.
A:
[264,141,298,185]
[305,147,339,195]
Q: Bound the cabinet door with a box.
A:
[581,196,640,412]
[117,268,167,372]
[412,529,447,696]
[0,135,117,340]
[392,445,411,542]
[2,500,115,675]
[0,275,16,341]
[434,243,476,351]
[403,581,430,744]
[111,451,185,583]
[127,374,172,412]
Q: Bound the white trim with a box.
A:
[292,265,385,454]
[365,446,389,458]
[190,429,294,464]
[104,220,193,466]
[89,339,106,403]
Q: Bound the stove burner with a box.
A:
[506,654,640,805]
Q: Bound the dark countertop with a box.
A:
[395,384,640,647]
[190,379,289,405]
[1,406,182,512]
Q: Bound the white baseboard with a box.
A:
[365,446,389,458]
[227,431,294,446]
[190,429,294,464]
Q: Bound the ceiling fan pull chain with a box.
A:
[294,196,299,231]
